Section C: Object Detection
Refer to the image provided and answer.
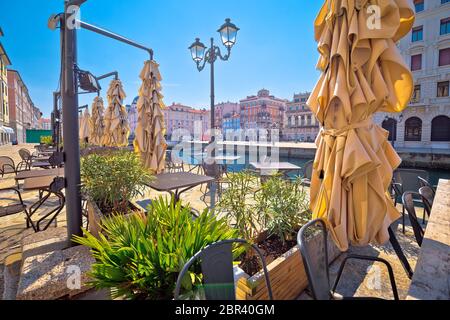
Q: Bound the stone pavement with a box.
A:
[0,143,422,300]
[0,144,69,263]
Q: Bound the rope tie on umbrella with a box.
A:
[316,117,374,180]
[320,117,373,138]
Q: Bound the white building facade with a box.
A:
[374,0,450,151]
[284,92,320,142]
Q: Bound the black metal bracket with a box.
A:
[50,177,66,193]
[75,66,101,93]
[49,152,65,167]
[76,19,154,60]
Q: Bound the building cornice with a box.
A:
[0,42,12,65]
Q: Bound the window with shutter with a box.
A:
[438,48,450,66]
[411,54,422,71]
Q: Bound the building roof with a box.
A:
[8,70,32,103]
[7,69,25,88]
[240,89,287,103]
[0,42,12,65]
[167,103,209,114]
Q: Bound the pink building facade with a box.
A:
[240,89,287,131]
[38,117,52,130]
[7,70,35,144]
[163,103,210,141]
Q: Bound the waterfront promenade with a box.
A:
[0,143,423,300]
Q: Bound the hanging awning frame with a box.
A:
[49,0,155,246]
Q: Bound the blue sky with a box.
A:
[0,0,323,117]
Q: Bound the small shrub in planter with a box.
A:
[255,175,311,244]
[218,172,311,270]
[81,151,153,215]
[73,197,239,300]
[40,135,53,146]
[216,171,263,241]
[218,173,339,300]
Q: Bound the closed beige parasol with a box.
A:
[308,0,415,251]
[89,96,106,146]
[103,79,130,147]
[134,60,167,174]
[79,108,91,143]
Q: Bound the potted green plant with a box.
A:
[217,172,341,300]
[73,197,239,300]
[216,171,264,242]
[40,135,53,146]
[80,150,154,237]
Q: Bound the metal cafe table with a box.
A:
[147,172,215,203]
[15,168,65,183]
[37,150,55,156]
[208,155,241,175]
[31,161,60,169]
[250,161,301,178]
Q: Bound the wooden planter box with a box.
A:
[236,234,341,300]
[87,199,143,238]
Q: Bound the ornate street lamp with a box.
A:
[189,18,239,142]
[189,38,206,63]
[218,18,240,49]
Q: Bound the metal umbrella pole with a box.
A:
[52,0,154,245]
[61,0,82,243]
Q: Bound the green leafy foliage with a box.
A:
[254,175,311,243]
[40,136,53,145]
[73,197,239,300]
[80,151,153,214]
[216,170,264,241]
[218,171,311,243]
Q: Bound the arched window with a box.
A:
[404,117,422,141]
[431,115,450,141]
[382,118,397,141]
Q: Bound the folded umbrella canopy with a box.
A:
[79,108,91,143]
[103,79,130,147]
[89,96,106,146]
[308,0,415,251]
[134,60,167,174]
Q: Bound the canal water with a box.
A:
[174,150,450,186]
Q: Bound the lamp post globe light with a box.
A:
[189,18,240,143]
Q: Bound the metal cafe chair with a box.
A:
[402,192,425,247]
[392,169,429,233]
[18,148,35,171]
[26,177,66,232]
[200,162,226,205]
[419,186,434,218]
[165,150,185,173]
[418,176,436,194]
[297,219,399,300]
[0,156,18,177]
[0,183,28,223]
[174,239,273,300]
[301,160,313,187]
